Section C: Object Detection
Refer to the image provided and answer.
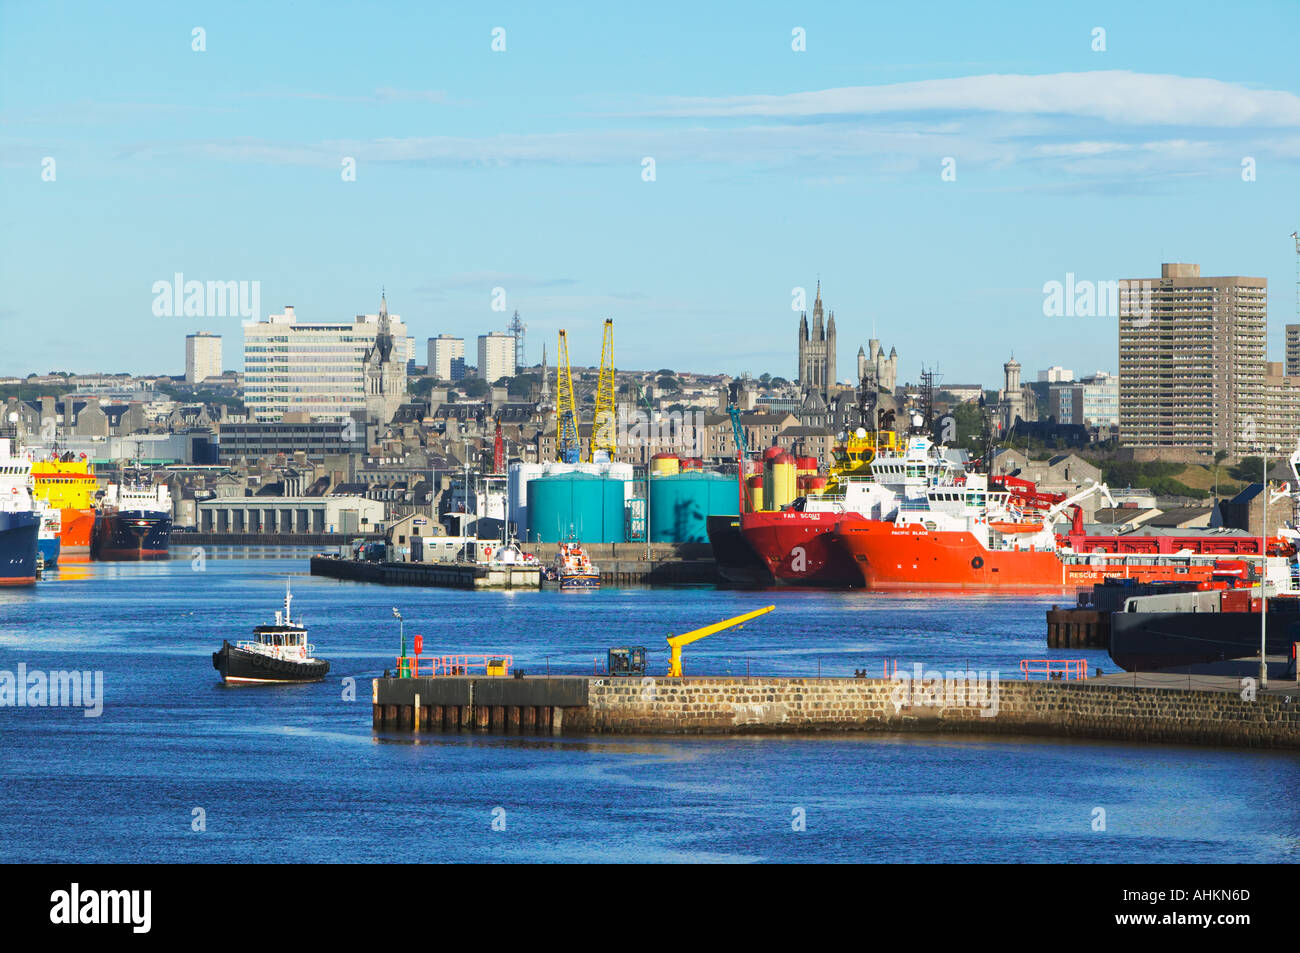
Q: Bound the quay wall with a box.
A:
[570,678,1300,748]
[374,675,1300,749]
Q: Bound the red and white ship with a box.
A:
[831,478,1285,591]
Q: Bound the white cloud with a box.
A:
[641,71,1300,127]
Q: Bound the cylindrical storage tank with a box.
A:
[651,453,680,476]
[680,457,702,472]
[772,452,797,509]
[808,476,827,495]
[649,473,738,543]
[762,446,785,510]
[796,456,818,478]
[746,474,763,513]
[507,462,546,532]
[526,474,627,543]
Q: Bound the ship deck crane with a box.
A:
[666,605,774,677]
[728,405,748,513]
[555,330,580,463]
[589,318,616,462]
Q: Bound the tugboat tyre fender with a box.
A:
[971,556,984,570]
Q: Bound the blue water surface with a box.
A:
[0,553,1295,863]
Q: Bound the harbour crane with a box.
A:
[555,330,580,463]
[666,605,775,677]
[589,318,616,462]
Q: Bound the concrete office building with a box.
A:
[185,332,222,383]
[1049,371,1119,429]
[243,297,408,423]
[428,335,465,381]
[1118,263,1267,454]
[477,332,516,383]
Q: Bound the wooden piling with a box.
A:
[373,704,382,729]
[522,705,536,730]
[493,705,505,731]
[508,706,521,732]
[475,705,489,730]
[539,706,553,733]
[383,704,398,726]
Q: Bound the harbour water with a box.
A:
[2,552,1298,863]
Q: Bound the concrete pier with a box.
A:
[1046,608,1109,648]
[372,673,1300,749]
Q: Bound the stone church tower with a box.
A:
[364,291,407,425]
[857,339,899,395]
[797,281,836,399]
[996,355,1026,435]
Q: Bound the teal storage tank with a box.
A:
[526,474,627,543]
[649,473,739,543]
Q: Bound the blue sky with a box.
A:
[2,0,1298,387]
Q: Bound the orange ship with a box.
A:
[832,519,1260,590]
[31,454,99,557]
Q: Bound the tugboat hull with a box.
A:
[212,640,330,684]
[559,572,600,591]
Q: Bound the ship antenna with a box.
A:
[284,577,292,624]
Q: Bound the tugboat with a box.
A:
[554,537,600,591]
[212,581,330,684]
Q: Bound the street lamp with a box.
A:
[392,607,405,674]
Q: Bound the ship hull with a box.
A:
[1110,608,1300,672]
[212,640,330,683]
[740,512,863,587]
[832,521,1228,591]
[58,508,96,555]
[559,573,600,591]
[834,520,1067,589]
[706,514,775,587]
[94,509,172,560]
[0,512,40,586]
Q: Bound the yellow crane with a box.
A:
[589,318,616,462]
[666,605,775,677]
[555,329,580,463]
